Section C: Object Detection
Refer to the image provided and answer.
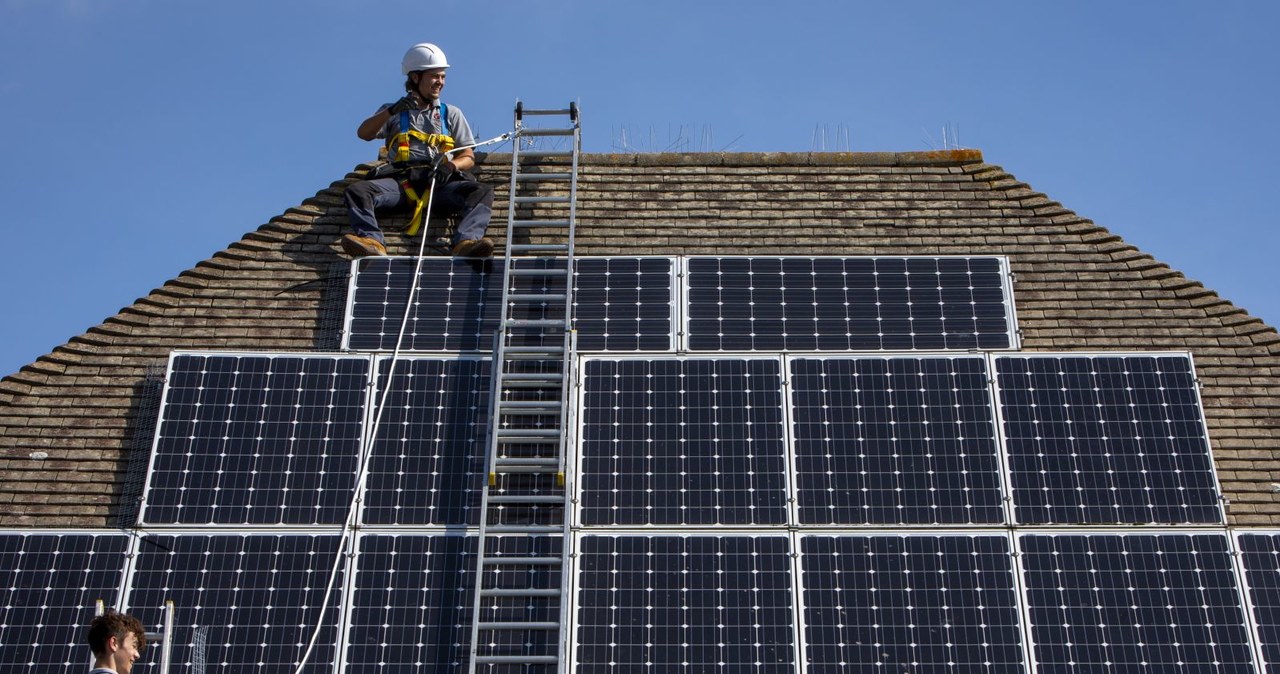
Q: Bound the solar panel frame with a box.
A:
[569,532,797,674]
[341,532,477,674]
[1231,531,1280,672]
[137,351,374,527]
[342,256,679,353]
[786,354,1008,526]
[679,255,1020,353]
[1017,531,1255,674]
[0,531,132,674]
[123,531,346,674]
[992,352,1226,526]
[574,355,791,527]
[343,256,504,352]
[359,354,491,527]
[573,256,678,352]
[796,531,1027,673]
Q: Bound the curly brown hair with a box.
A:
[87,612,147,656]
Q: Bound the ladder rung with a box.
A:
[488,468,560,478]
[500,381,563,389]
[516,173,573,181]
[496,429,560,438]
[480,587,561,596]
[497,438,558,446]
[484,525,563,534]
[503,346,565,355]
[494,457,558,466]
[514,196,572,204]
[505,319,567,328]
[477,622,560,630]
[486,496,565,506]
[511,220,571,228]
[498,411,561,420]
[520,128,574,137]
[506,293,567,302]
[475,656,559,664]
[508,268,568,276]
[502,353,566,362]
[500,372,564,381]
[521,108,573,116]
[498,401,562,410]
[519,151,573,159]
[509,244,570,253]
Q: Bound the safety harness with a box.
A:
[386,103,456,236]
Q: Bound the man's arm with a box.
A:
[357,108,391,141]
[448,148,475,172]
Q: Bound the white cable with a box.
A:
[292,128,518,674]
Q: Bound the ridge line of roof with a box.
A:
[482,149,984,167]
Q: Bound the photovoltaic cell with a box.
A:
[684,256,1014,352]
[801,535,1024,673]
[361,357,490,526]
[345,257,676,352]
[790,356,1004,525]
[0,533,129,674]
[578,358,788,526]
[996,354,1222,525]
[1236,533,1280,671]
[128,534,343,674]
[346,534,474,673]
[1020,533,1253,673]
[141,353,370,526]
[575,535,794,673]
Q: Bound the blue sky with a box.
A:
[1,1,1277,377]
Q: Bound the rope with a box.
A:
[290,128,520,674]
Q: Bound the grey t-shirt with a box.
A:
[377,100,476,164]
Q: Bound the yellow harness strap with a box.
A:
[401,179,430,237]
[388,131,456,163]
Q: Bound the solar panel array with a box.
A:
[344,255,1017,353]
[18,253,1279,674]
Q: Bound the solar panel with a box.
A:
[995,354,1222,525]
[1019,533,1254,673]
[578,357,788,526]
[344,257,676,352]
[575,535,795,673]
[351,533,563,671]
[789,356,1005,525]
[140,353,370,526]
[345,257,503,351]
[800,534,1024,673]
[0,533,129,674]
[127,533,343,674]
[684,256,1015,352]
[573,257,675,351]
[346,534,474,673]
[1235,533,1280,670]
[361,356,490,526]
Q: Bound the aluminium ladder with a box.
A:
[467,100,580,673]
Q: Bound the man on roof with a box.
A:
[341,42,496,259]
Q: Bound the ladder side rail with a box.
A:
[466,329,511,674]
[554,328,579,670]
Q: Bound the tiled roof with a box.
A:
[2,150,1278,527]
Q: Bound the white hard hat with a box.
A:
[401,43,449,74]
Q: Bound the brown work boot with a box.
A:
[452,237,494,258]
[341,234,388,257]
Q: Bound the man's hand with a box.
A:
[434,159,457,182]
[387,94,420,116]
